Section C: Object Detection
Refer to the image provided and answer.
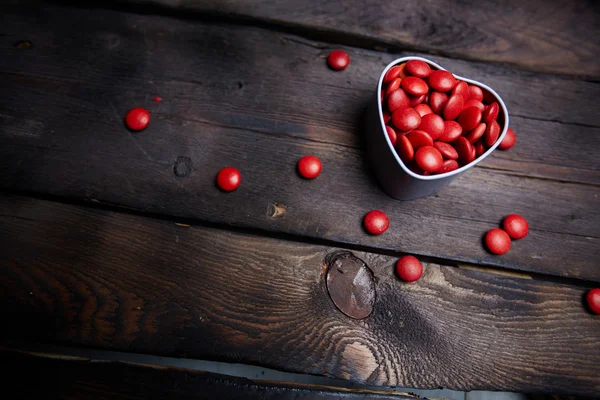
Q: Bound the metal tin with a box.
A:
[365,57,509,200]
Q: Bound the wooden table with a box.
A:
[1,0,599,397]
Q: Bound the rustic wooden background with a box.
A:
[1,0,599,396]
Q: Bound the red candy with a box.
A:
[382,110,391,124]
[327,50,350,70]
[418,113,445,140]
[428,70,456,92]
[405,60,432,78]
[153,96,162,102]
[415,146,443,173]
[483,102,499,123]
[125,107,150,131]
[451,81,469,101]
[439,120,463,142]
[586,288,600,315]
[407,130,433,150]
[396,135,415,163]
[437,159,459,174]
[474,140,486,157]
[392,107,421,132]
[363,210,389,235]
[388,89,410,112]
[503,214,529,240]
[433,141,459,160]
[458,106,483,132]
[484,120,500,147]
[468,85,484,101]
[464,99,485,113]
[414,104,433,117]
[443,94,464,121]
[297,156,322,179]
[386,126,398,146]
[455,137,475,165]
[216,167,241,191]
[465,123,486,144]
[429,92,448,115]
[485,228,511,255]
[409,93,427,107]
[385,78,402,98]
[384,64,404,83]
[498,127,516,150]
[402,76,429,96]
[396,256,423,282]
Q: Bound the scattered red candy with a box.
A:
[498,127,516,150]
[297,155,322,179]
[153,96,162,102]
[363,210,389,235]
[485,228,511,255]
[216,167,241,192]
[125,107,150,131]
[327,50,350,70]
[396,255,423,282]
[503,214,529,240]
[586,288,600,315]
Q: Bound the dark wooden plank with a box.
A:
[1,195,599,394]
[1,5,599,282]
[2,349,419,399]
[89,0,600,78]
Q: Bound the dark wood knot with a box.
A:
[325,251,376,320]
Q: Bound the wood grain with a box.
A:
[1,195,599,394]
[2,349,419,400]
[0,5,598,281]
[88,0,600,78]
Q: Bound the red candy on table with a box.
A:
[485,228,511,255]
[402,76,429,96]
[153,96,162,103]
[387,89,410,112]
[465,123,486,144]
[392,107,421,131]
[396,256,423,282]
[297,156,322,179]
[406,130,434,150]
[327,50,350,70]
[363,210,389,235]
[216,167,241,192]
[443,93,464,121]
[396,135,415,163]
[586,289,600,315]
[125,107,150,131]
[433,141,459,160]
[503,214,529,240]
[415,146,443,173]
[386,126,398,146]
[428,70,456,92]
[439,120,463,142]
[458,106,483,132]
[498,127,516,150]
[405,60,432,78]
[429,92,448,115]
[437,159,459,174]
[418,113,445,140]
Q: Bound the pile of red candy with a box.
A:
[380,59,515,175]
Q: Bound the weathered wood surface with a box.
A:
[1,195,599,394]
[2,349,420,400]
[88,0,600,78]
[1,5,598,281]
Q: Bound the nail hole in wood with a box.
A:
[326,251,376,320]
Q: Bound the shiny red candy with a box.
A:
[402,76,429,96]
[463,99,485,113]
[364,210,389,235]
[382,110,391,124]
[498,127,516,150]
[433,141,458,160]
[451,81,469,101]
[429,91,448,115]
[384,64,404,83]
[483,102,499,122]
[443,94,464,121]
[387,89,410,112]
[465,123,486,144]
[386,126,398,146]
[405,60,432,78]
[503,214,529,240]
[396,135,415,163]
[468,85,484,101]
[297,156,322,179]
[458,106,483,132]
[125,107,150,131]
[418,113,445,140]
[396,255,423,282]
[485,228,511,255]
[586,289,600,315]
[407,130,434,150]
[474,140,486,157]
[385,78,402,98]
[455,137,475,164]
[392,107,421,132]
[438,159,459,174]
[409,93,427,107]
[428,70,456,92]
[415,146,443,173]
[414,104,433,117]
[327,50,350,70]
[439,120,463,142]
[216,167,241,191]
[484,120,500,147]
